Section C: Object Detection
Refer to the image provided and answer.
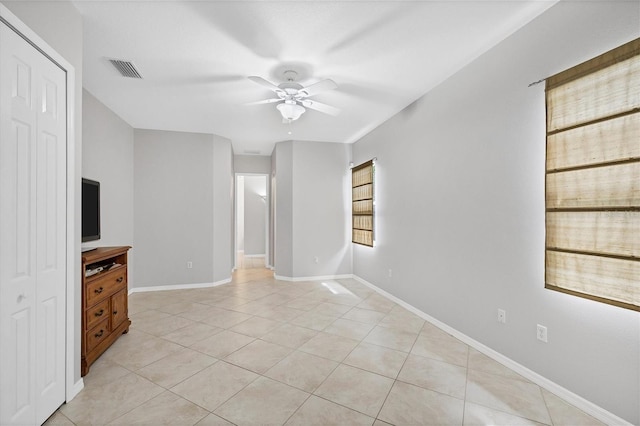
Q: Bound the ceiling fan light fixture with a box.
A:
[248,73,339,122]
[277,102,305,121]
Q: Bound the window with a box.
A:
[545,38,639,311]
[352,160,374,247]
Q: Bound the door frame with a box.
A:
[234,173,270,270]
[0,4,80,403]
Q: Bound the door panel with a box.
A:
[111,289,127,330]
[41,296,57,389]
[35,48,66,423]
[12,307,32,417]
[13,120,33,277]
[1,22,38,426]
[1,20,66,426]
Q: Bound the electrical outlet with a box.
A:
[537,324,548,342]
[187,261,193,269]
[314,256,319,264]
[388,269,392,277]
[497,309,506,324]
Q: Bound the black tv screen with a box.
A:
[82,178,101,242]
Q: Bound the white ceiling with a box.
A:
[75,1,555,156]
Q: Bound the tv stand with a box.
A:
[81,246,131,376]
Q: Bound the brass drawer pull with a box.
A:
[94,287,104,294]
[116,277,124,283]
[94,309,104,317]
[94,330,104,338]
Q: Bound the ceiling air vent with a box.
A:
[108,59,142,79]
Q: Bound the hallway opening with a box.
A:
[234,173,272,283]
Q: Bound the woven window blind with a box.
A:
[352,160,374,247]
[545,38,640,311]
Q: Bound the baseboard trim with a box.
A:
[352,275,630,426]
[128,278,231,294]
[274,273,353,282]
[67,378,84,402]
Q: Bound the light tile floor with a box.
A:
[47,273,606,426]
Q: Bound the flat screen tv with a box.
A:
[82,178,101,242]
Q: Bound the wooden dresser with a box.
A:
[81,246,131,376]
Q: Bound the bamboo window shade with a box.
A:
[352,160,374,246]
[545,37,640,311]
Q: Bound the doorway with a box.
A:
[235,174,270,275]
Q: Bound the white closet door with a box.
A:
[33,27,67,426]
[0,21,66,426]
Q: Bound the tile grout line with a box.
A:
[372,324,420,422]
[540,384,557,426]
[461,344,471,425]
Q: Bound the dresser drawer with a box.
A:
[86,318,110,352]
[86,298,110,330]
[86,268,126,306]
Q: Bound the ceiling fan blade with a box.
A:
[301,99,341,116]
[245,98,282,106]
[248,76,282,93]
[298,79,338,97]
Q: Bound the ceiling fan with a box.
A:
[247,70,340,123]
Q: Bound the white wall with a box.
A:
[82,90,134,267]
[352,2,639,423]
[234,154,271,174]
[292,141,352,278]
[270,153,276,268]
[236,176,245,252]
[134,129,233,288]
[213,135,234,283]
[274,141,352,279]
[2,0,84,385]
[243,175,266,256]
[274,141,293,277]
